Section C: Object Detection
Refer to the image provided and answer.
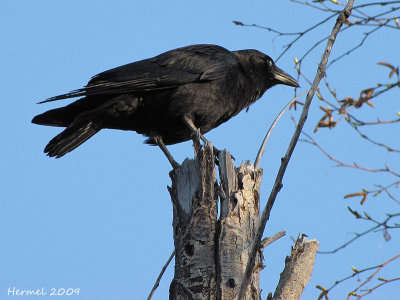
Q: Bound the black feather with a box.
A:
[44,121,102,158]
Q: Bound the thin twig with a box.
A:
[254,90,308,169]
[346,253,400,299]
[300,130,400,178]
[237,2,355,299]
[318,213,400,254]
[316,77,400,152]
[328,19,391,67]
[260,230,286,249]
[317,253,400,299]
[354,1,400,9]
[357,277,400,298]
[290,0,340,12]
[147,250,175,300]
[379,183,400,205]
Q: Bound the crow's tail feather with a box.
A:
[32,97,93,127]
[44,121,102,158]
[32,107,73,127]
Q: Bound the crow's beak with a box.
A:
[272,65,299,88]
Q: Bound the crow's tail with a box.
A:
[32,98,89,127]
[44,120,102,158]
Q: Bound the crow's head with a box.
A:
[258,53,299,89]
[236,50,299,90]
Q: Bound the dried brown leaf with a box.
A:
[355,88,375,108]
[344,192,365,198]
[377,62,399,78]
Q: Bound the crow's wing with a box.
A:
[40,44,238,103]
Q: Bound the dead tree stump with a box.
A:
[168,143,263,300]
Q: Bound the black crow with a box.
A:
[32,44,298,167]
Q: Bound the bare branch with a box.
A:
[318,212,400,254]
[234,12,339,62]
[314,75,400,152]
[354,1,400,9]
[378,183,400,205]
[356,277,400,298]
[317,253,400,299]
[147,250,175,300]
[300,130,400,178]
[254,90,308,169]
[347,253,400,299]
[328,19,391,67]
[290,0,341,12]
[236,2,355,299]
[347,121,400,152]
[260,230,286,249]
[236,1,400,69]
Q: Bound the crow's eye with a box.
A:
[267,59,273,68]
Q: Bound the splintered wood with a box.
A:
[168,143,262,300]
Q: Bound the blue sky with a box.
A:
[1,1,399,299]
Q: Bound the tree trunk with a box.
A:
[168,143,263,300]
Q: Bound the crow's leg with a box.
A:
[153,136,180,170]
[183,116,221,156]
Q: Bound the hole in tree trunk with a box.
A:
[230,197,238,211]
[228,278,236,288]
[184,243,194,256]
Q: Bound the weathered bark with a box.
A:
[272,234,319,300]
[169,143,217,299]
[217,151,263,299]
[168,143,262,300]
